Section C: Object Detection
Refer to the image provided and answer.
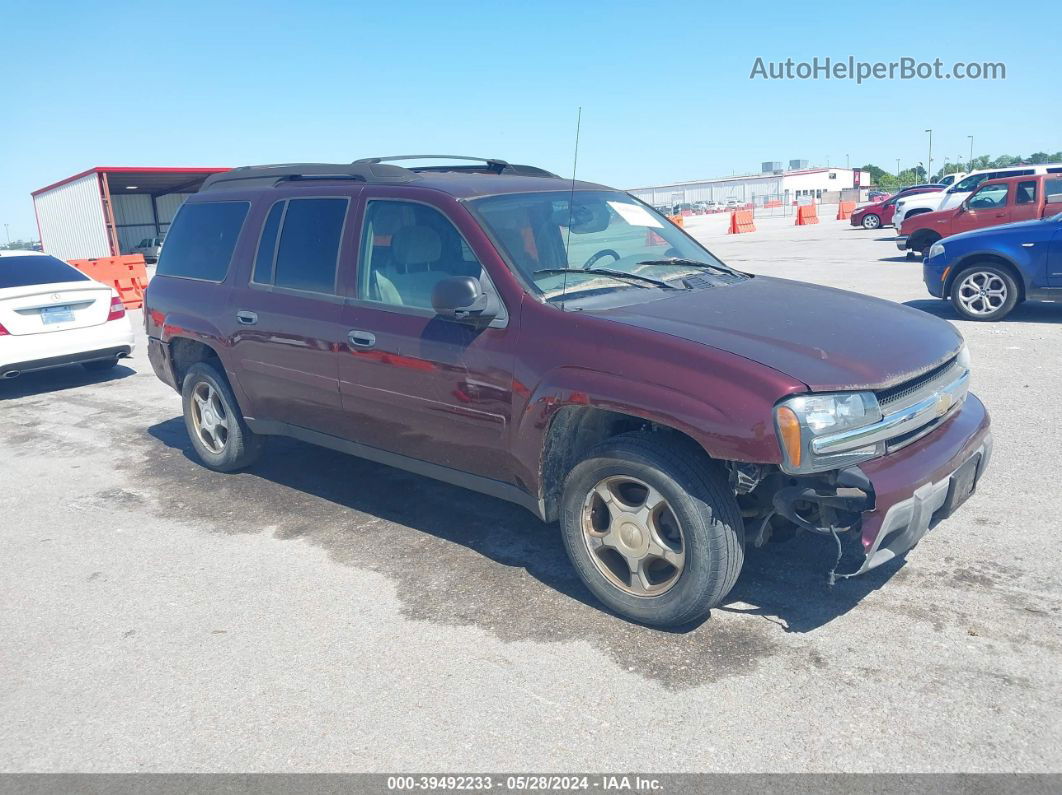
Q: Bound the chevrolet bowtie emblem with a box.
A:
[934,393,953,417]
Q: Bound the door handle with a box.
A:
[236,310,258,325]
[348,330,376,348]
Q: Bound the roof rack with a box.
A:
[200,162,418,192]
[353,155,559,178]
[200,156,561,192]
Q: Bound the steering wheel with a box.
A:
[582,249,621,269]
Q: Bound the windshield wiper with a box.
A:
[634,258,748,278]
[533,268,678,289]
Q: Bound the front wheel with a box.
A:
[559,432,744,627]
[950,265,1019,321]
[181,361,262,471]
[861,214,881,229]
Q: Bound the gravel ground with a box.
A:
[2,211,1059,773]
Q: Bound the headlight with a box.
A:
[928,242,945,259]
[774,392,884,474]
[956,343,971,370]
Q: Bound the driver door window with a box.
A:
[968,184,1008,209]
[358,200,487,311]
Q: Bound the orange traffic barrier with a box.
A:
[836,201,856,220]
[727,209,756,234]
[795,204,819,225]
[68,254,148,309]
[667,214,685,228]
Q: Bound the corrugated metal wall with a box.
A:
[111,192,193,252]
[33,174,110,260]
[629,176,784,206]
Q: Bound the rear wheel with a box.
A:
[559,432,744,627]
[861,213,881,229]
[950,265,1019,321]
[181,361,262,471]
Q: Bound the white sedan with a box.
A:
[0,250,135,380]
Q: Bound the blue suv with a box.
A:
[924,211,1062,321]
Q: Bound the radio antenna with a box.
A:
[560,106,582,309]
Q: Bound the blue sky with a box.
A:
[1,0,1057,240]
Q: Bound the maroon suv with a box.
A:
[145,156,991,627]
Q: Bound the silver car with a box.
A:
[131,236,164,263]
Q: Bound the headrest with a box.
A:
[392,226,442,265]
[372,204,407,236]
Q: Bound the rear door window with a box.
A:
[254,198,348,294]
[156,201,249,281]
[0,255,90,288]
[1015,181,1037,205]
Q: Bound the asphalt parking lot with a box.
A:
[2,212,1060,773]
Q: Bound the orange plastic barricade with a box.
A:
[667,214,685,228]
[727,209,756,234]
[795,204,820,225]
[67,254,148,309]
[836,201,856,220]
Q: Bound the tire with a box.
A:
[949,264,1019,322]
[82,358,118,372]
[559,431,744,627]
[181,361,262,471]
[910,231,940,255]
[861,214,881,229]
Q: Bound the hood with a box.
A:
[599,276,962,391]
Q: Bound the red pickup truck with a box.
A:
[897,174,1062,256]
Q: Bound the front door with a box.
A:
[336,196,516,481]
[953,182,1010,234]
[228,196,351,433]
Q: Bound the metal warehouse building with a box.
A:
[628,163,872,209]
[32,167,229,261]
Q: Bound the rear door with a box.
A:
[1010,179,1041,223]
[227,195,353,433]
[0,256,113,336]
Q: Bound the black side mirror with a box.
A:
[431,276,495,325]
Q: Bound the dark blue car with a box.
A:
[923,213,1062,321]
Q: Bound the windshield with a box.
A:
[470,191,738,301]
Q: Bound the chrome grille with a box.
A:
[877,357,965,410]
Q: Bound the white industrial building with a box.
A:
[32,167,229,261]
[628,160,872,209]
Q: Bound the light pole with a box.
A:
[3,224,9,245]
[896,158,901,179]
[925,129,933,183]
[846,153,850,170]
[968,135,974,170]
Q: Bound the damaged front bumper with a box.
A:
[771,394,992,576]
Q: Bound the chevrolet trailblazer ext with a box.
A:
[145,157,991,627]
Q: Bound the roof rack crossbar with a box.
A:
[353,155,511,168]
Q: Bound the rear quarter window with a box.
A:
[0,255,90,289]
[156,201,250,282]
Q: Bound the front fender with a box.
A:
[510,364,792,498]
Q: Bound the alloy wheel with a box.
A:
[190,381,230,454]
[581,476,686,597]
[862,214,880,229]
[957,271,1008,316]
